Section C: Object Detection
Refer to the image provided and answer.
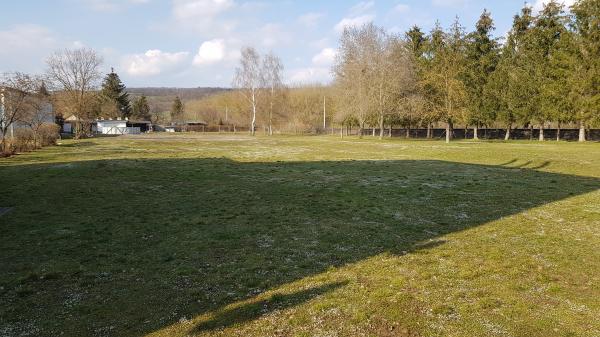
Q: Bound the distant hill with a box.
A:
[127,87,230,101]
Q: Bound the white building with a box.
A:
[97,119,140,135]
[62,117,150,135]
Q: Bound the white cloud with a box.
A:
[193,39,226,65]
[82,0,150,12]
[170,0,237,35]
[298,12,325,28]
[431,0,467,7]
[260,23,291,48]
[312,48,337,66]
[393,4,410,13]
[334,15,375,33]
[172,0,234,20]
[123,49,189,76]
[288,67,332,84]
[310,38,330,49]
[0,24,56,53]
[349,1,375,16]
[334,1,376,33]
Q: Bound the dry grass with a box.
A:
[1,134,599,337]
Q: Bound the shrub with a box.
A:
[12,129,35,152]
[38,123,60,147]
[2,124,61,156]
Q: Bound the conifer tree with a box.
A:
[501,5,536,139]
[529,0,570,141]
[132,95,151,121]
[421,22,446,138]
[464,9,500,139]
[100,68,131,118]
[571,0,600,141]
[423,18,468,143]
[171,96,184,123]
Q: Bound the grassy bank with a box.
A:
[1,134,599,337]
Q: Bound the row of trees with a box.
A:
[2,49,154,142]
[2,0,597,145]
[332,0,600,142]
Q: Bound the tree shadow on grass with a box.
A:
[194,281,347,333]
[0,158,599,336]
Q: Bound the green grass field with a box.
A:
[1,134,599,337]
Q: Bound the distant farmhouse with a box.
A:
[62,116,152,135]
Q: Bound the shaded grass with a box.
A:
[1,134,600,337]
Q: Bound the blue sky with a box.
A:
[0,0,572,88]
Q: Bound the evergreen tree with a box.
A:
[171,96,184,123]
[571,0,600,141]
[100,68,131,118]
[485,5,535,140]
[504,5,537,139]
[527,0,569,140]
[423,18,468,143]
[464,9,500,139]
[132,95,151,121]
[544,27,577,140]
[405,26,430,135]
[406,25,426,59]
[420,22,446,138]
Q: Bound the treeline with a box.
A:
[333,0,600,142]
[189,0,598,142]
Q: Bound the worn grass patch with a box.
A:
[1,134,599,337]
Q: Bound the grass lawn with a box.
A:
[1,134,600,337]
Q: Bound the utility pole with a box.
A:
[0,88,4,134]
[225,105,228,123]
[323,96,326,130]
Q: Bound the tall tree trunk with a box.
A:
[445,120,453,144]
[539,123,544,141]
[251,100,256,136]
[379,115,384,140]
[505,124,511,141]
[340,124,344,139]
[529,124,534,141]
[269,103,273,136]
[427,123,432,139]
[473,124,479,140]
[388,124,392,138]
[372,127,376,137]
[579,120,586,142]
[556,122,561,141]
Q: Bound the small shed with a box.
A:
[183,121,208,132]
[127,120,152,133]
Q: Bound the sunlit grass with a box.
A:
[1,134,599,337]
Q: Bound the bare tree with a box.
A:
[262,52,284,136]
[0,73,38,153]
[373,35,417,139]
[20,80,55,148]
[334,24,377,138]
[46,48,103,139]
[233,47,263,136]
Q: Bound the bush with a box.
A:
[2,124,61,156]
[12,129,35,152]
[38,123,60,147]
